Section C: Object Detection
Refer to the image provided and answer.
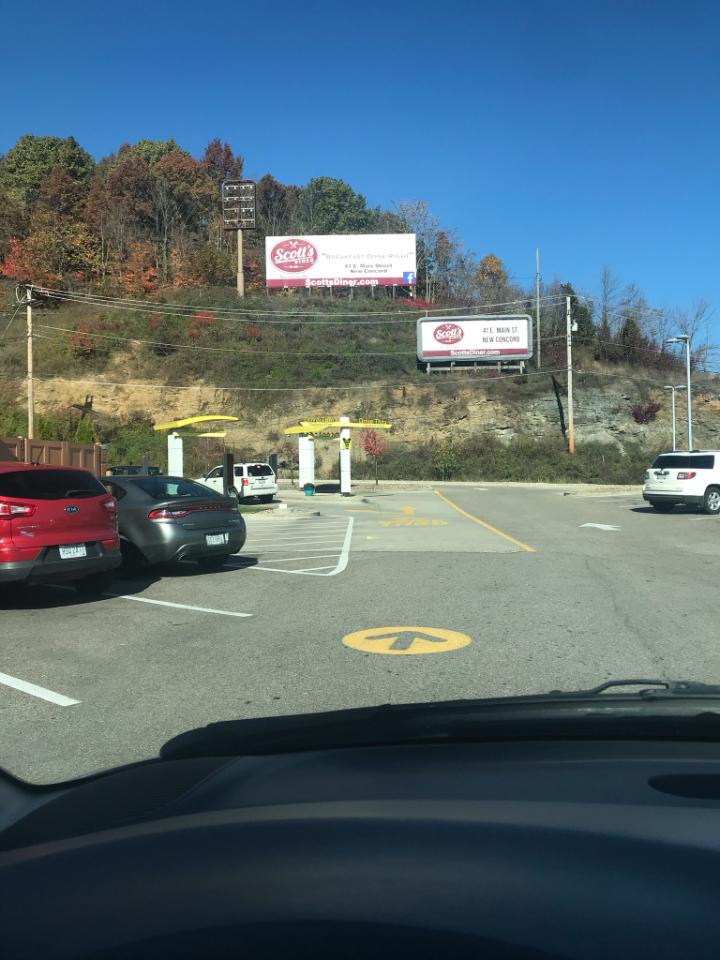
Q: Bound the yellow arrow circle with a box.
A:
[342,626,472,656]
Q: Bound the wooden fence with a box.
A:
[0,437,106,476]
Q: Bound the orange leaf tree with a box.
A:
[360,429,388,485]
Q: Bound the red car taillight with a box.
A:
[148,507,191,520]
[102,497,118,513]
[677,471,696,479]
[241,478,249,486]
[0,501,37,518]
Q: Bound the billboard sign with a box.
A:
[417,314,533,362]
[265,234,416,288]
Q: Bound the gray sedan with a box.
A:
[103,476,246,570]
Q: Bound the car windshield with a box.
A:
[1,4,719,786]
[132,478,224,500]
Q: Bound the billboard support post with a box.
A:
[237,230,244,297]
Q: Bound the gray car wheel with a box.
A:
[703,486,720,515]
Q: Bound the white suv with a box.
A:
[642,450,720,514]
[196,462,278,503]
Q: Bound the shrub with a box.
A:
[631,401,661,424]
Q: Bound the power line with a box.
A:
[34,321,568,356]
[36,286,565,324]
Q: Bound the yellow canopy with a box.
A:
[154,415,239,432]
[284,419,391,435]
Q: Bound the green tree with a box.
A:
[0,135,94,208]
[619,316,645,365]
[74,417,95,443]
[561,283,595,345]
[431,439,460,480]
[300,177,373,233]
[124,138,186,167]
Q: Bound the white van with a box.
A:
[642,450,720,514]
[196,462,278,503]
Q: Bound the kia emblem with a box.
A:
[64,505,80,514]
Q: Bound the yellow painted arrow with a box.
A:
[153,415,239,432]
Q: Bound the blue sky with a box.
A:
[2,0,719,321]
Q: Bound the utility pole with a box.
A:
[26,285,34,440]
[535,248,541,369]
[566,295,575,454]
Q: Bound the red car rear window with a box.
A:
[0,469,106,500]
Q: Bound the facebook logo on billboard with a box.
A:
[403,271,416,285]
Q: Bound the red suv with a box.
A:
[0,463,121,593]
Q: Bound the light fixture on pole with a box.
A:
[663,384,686,452]
[665,336,693,451]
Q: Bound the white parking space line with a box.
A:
[0,671,79,707]
[257,553,342,564]
[251,517,354,577]
[108,594,253,618]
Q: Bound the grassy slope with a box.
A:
[1,283,715,482]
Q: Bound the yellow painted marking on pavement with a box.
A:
[434,489,535,553]
[401,506,416,515]
[342,626,472,656]
[378,517,447,527]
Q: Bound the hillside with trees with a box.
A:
[0,133,716,482]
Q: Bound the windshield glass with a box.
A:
[1,4,719,785]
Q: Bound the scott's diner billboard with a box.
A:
[417,315,533,362]
[264,234,416,288]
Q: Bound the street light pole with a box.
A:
[666,336,693,451]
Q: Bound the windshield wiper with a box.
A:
[544,679,720,700]
[63,489,96,498]
[159,680,720,761]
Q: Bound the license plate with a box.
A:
[206,533,229,546]
[59,544,87,559]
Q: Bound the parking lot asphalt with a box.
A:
[2,484,720,783]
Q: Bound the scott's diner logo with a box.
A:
[271,238,318,273]
[433,322,464,344]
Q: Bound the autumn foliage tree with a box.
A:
[360,429,389,485]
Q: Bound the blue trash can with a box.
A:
[303,483,315,497]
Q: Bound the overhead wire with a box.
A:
[35,286,565,324]
[33,321,569,357]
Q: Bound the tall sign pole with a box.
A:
[237,231,244,297]
[222,179,256,298]
[535,248,541,369]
